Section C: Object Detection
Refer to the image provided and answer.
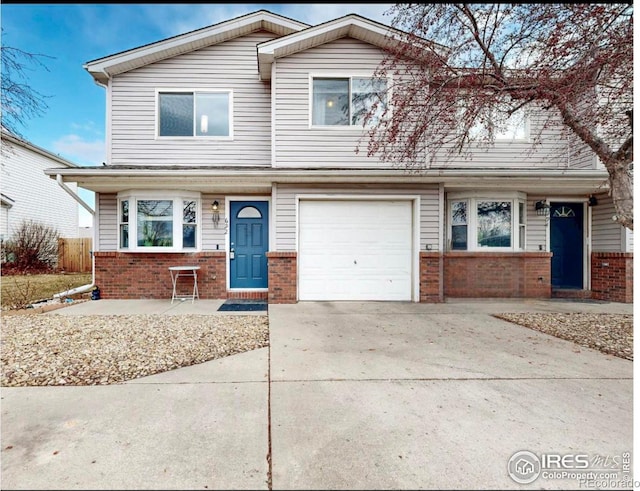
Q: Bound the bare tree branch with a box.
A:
[1,28,54,140]
[361,3,633,230]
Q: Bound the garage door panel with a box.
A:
[298,200,413,301]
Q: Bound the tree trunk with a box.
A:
[604,158,633,231]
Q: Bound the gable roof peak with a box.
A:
[84,9,309,85]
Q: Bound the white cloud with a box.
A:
[70,121,102,136]
[52,134,105,167]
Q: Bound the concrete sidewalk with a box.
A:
[51,298,267,316]
[0,299,633,490]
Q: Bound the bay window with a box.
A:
[447,193,527,251]
[311,76,387,127]
[117,191,201,252]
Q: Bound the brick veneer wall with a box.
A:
[420,252,443,302]
[591,252,633,303]
[94,251,226,299]
[443,252,552,298]
[267,252,297,304]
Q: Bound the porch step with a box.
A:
[551,288,592,300]
[226,291,268,300]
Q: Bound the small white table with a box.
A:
[169,266,200,304]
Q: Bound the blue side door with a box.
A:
[230,201,269,289]
[550,202,584,289]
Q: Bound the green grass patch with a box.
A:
[1,273,92,310]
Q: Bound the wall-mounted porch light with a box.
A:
[535,200,551,216]
[212,200,220,226]
[588,195,598,206]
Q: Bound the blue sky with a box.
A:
[1,3,395,225]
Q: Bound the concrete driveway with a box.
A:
[1,299,633,489]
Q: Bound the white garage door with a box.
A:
[298,200,413,301]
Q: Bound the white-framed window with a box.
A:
[311,76,387,127]
[457,102,529,142]
[156,89,233,138]
[117,191,201,252]
[447,192,527,251]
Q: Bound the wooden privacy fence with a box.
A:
[58,238,92,272]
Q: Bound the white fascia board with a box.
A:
[257,17,392,80]
[84,11,307,80]
[258,16,395,55]
[43,167,610,181]
[1,194,15,207]
[257,15,448,80]
[1,132,79,168]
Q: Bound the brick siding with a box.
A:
[420,252,443,302]
[97,250,630,303]
[591,252,633,303]
[94,251,226,299]
[267,251,297,304]
[443,252,552,298]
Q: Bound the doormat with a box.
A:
[217,300,268,312]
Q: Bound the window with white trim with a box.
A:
[117,191,201,252]
[457,102,528,142]
[311,76,387,126]
[157,90,232,137]
[447,193,527,251]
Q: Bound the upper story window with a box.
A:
[117,191,201,252]
[157,90,233,138]
[493,108,528,141]
[311,76,387,127]
[457,101,528,142]
[447,192,526,251]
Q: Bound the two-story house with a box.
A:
[2,130,83,241]
[45,10,633,303]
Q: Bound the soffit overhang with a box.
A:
[45,166,610,196]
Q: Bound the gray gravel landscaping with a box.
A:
[1,314,269,387]
[494,312,633,361]
[0,310,632,387]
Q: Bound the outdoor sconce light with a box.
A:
[212,200,220,227]
[588,195,598,207]
[535,200,551,216]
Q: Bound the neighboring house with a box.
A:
[1,131,82,241]
[45,10,633,303]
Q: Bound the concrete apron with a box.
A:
[1,300,633,490]
[268,301,633,490]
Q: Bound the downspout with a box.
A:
[53,174,97,298]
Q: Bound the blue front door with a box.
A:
[550,202,584,289]
[230,201,269,289]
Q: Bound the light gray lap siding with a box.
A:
[274,184,440,251]
[591,194,625,252]
[273,36,585,170]
[274,38,390,168]
[201,193,227,251]
[109,31,276,167]
[525,197,549,252]
[98,193,117,250]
